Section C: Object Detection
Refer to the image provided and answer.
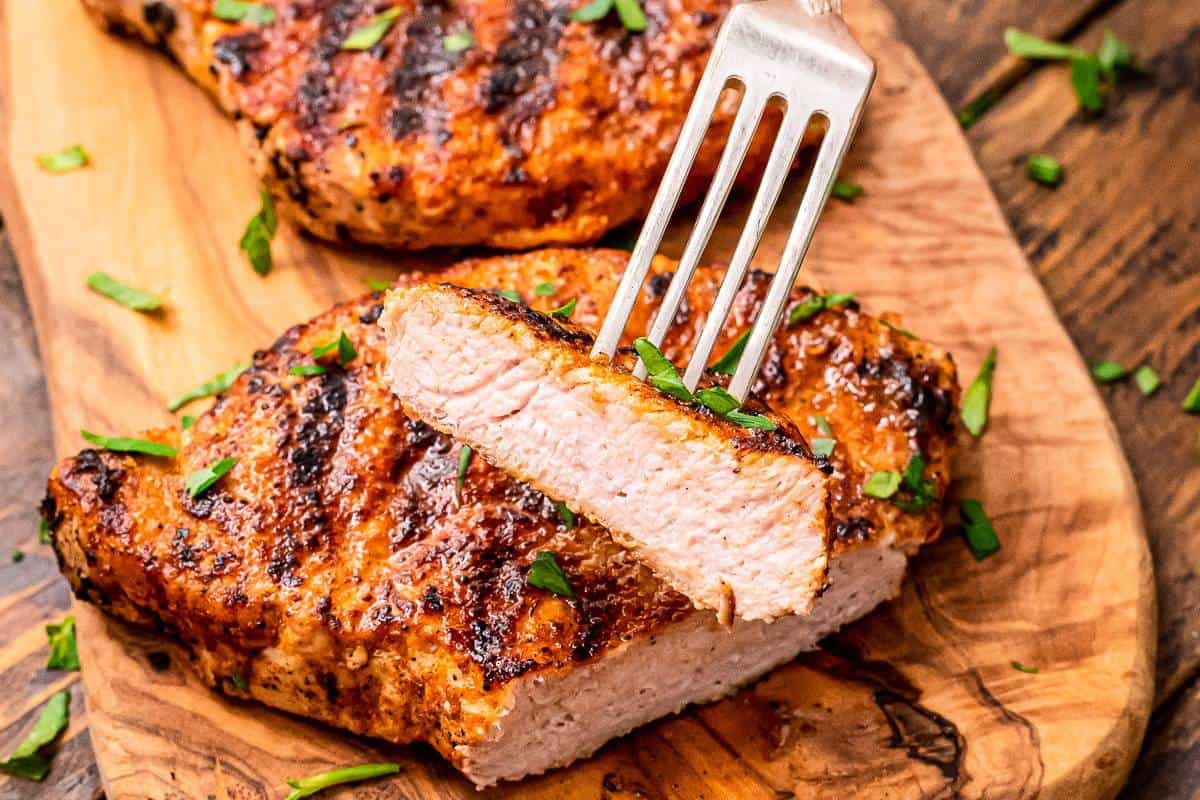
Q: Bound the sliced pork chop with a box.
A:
[46,249,957,786]
[381,283,831,622]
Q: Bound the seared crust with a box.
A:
[80,0,786,250]
[45,248,957,766]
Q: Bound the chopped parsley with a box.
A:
[11,549,23,563]
[549,297,577,320]
[443,31,474,52]
[286,763,401,800]
[86,272,162,312]
[813,416,833,435]
[1003,28,1089,61]
[456,445,473,501]
[1090,360,1127,383]
[313,332,357,365]
[711,331,749,375]
[240,187,277,276]
[45,616,79,671]
[1184,375,1200,413]
[35,145,89,173]
[1011,660,1039,674]
[881,319,918,339]
[811,438,836,458]
[634,339,775,429]
[528,551,575,598]
[1133,365,1161,396]
[181,415,197,430]
[957,90,998,129]
[1070,56,1104,113]
[556,502,576,531]
[289,364,326,377]
[572,0,646,31]
[961,347,997,437]
[1026,154,1063,187]
[81,430,178,458]
[212,0,276,24]
[788,292,854,325]
[893,453,937,513]
[495,289,522,303]
[0,690,69,781]
[230,672,249,691]
[364,278,392,292]
[168,362,250,412]
[38,518,50,545]
[534,281,557,297]
[341,8,402,50]
[1098,30,1137,78]
[184,457,237,498]
[863,471,901,500]
[831,180,864,202]
[960,498,1000,560]
[633,338,692,401]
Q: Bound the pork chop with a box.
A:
[45,249,958,785]
[80,0,795,250]
[381,283,831,621]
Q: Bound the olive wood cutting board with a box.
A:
[0,0,1154,797]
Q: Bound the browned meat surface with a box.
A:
[79,0,791,250]
[382,283,832,622]
[45,249,958,784]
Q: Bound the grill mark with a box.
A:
[213,32,264,79]
[387,4,462,140]
[295,0,366,131]
[482,0,568,144]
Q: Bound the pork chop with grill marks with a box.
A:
[45,249,958,786]
[382,283,832,622]
[80,0,792,250]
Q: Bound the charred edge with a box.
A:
[142,1,176,39]
[449,284,596,348]
[296,0,366,131]
[213,32,264,80]
[61,449,127,503]
[855,354,956,445]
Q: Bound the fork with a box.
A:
[591,0,874,402]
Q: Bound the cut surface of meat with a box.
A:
[79,0,799,250]
[45,249,958,785]
[381,283,831,621]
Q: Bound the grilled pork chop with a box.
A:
[46,249,958,785]
[382,283,831,622]
[80,0,790,250]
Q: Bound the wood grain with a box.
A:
[0,2,1156,799]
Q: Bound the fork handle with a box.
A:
[799,0,842,15]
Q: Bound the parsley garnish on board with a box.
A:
[35,145,89,173]
[633,338,776,430]
[788,292,854,325]
[212,0,276,24]
[957,91,999,129]
[185,458,237,498]
[285,763,401,800]
[168,362,250,412]
[81,430,178,458]
[442,31,474,52]
[1133,365,1161,396]
[0,690,69,781]
[11,549,23,563]
[573,0,647,31]
[86,272,162,312]
[528,551,576,598]
[960,499,1001,560]
[1011,660,1039,674]
[961,347,997,437]
[1004,27,1141,113]
[45,616,79,671]
[1026,154,1063,187]
[1184,375,1200,413]
[1090,360,1127,383]
[456,445,473,501]
[341,8,402,50]
[240,188,277,276]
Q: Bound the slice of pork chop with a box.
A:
[381,284,831,622]
[46,249,957,786]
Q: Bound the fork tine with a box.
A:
[632,86,768,380]
[680,102,813,391]
[590,63,730,360]
[726,113,857,401]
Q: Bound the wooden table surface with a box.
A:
[1,0,1196,797]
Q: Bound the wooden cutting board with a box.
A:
[0,1,1155,798]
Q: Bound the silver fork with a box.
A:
[591,0,874,402]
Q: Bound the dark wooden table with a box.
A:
[2,1,1197,796]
